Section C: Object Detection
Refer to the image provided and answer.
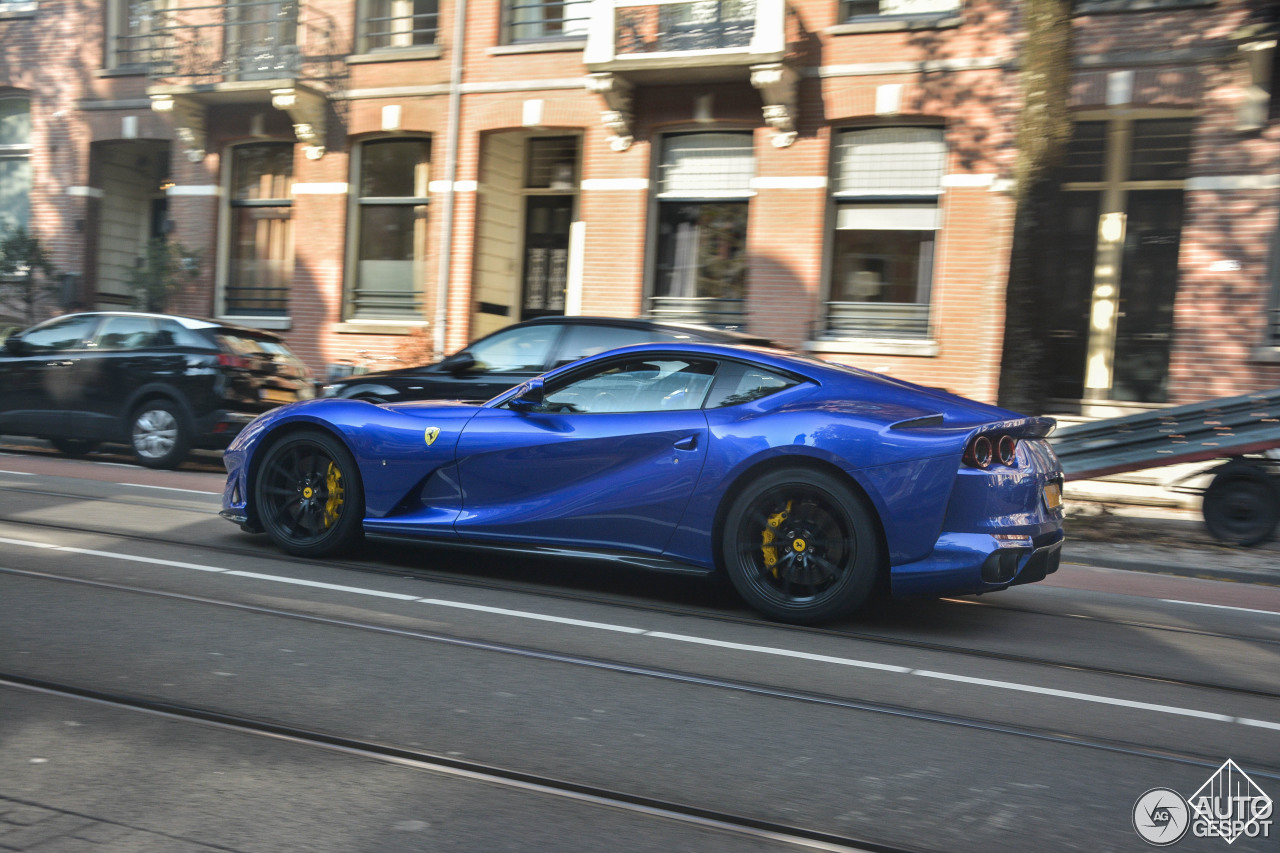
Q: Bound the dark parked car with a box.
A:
[322,316,776,403]
[0,311,314,468]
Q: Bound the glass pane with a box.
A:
[1128,118,1194,182]
[0,159,32,234]
[846,0,957,15]
[355,204,425,316]
[834,128,945,196]
[542,358,715,413]
[1044,191,1101,401]
[365,0,438,48]
[227,206,292,314]
[658,133,754,197]
[232,144,294,201]
[705,365,797,408]
[526,137,578,189]
[554,324,681,366]
[20,316,99,351]
[94,316,158,350]
[360,139,430,197]
[507,0,591,41]
[467,323,560,372]
[654,202,748,299]
[0,98,31,146]
[830,228,933,304]
[1061,122,1106,184]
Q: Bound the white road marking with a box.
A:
[0,470,36,476]
[1160,599,1280,617]
[115,482,222,496]
[3,533,1278,732]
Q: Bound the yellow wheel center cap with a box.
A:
[303,487,314,499]
[793,538,807,552]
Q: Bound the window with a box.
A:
[554,324,681,366]
[358,0,438,52]
[468,323,561,372]
[534,357,717,414]
[348,138,430,318]
[225,143,293,316]
[505,0,590,43]
[19,315,99,352]
[0,97,32,237]
[705,363,799,408]
[92,315,159,350]
[824,127,945,340]
[651,132,754,328]
[108,0,166,70]
[842,0,959,20]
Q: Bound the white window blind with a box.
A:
[834,127,945,197]
[658,132,755,198]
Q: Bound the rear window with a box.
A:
[554,324,682,367]
[215,332,281,355]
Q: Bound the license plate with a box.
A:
[1043,481,1063,510]
[260,387,297,404]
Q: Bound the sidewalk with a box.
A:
[1062,501,1280,586]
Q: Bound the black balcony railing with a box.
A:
[363,3,439,51]
[119,0,341,85]
[820,301,930,339]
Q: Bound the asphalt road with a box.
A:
[1,445,1278,852]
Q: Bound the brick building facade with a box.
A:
[1,0,1275,412]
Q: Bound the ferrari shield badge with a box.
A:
[424,427,440,446]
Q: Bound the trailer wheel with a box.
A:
[1202,462,1280,547]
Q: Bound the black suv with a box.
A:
[0,312,314,468]
[323,316,775,404]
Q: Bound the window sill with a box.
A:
[1250,346,1280,364]
[335,320,429,335]
[94,66,149,78]
[1073,0,1214,13]
[217,316,291,331]
[347,45,443,64]
[489,39,587,56]
[807,337,939,358]
[826,14,961,35]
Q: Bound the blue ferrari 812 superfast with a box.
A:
[221,342,1065,624]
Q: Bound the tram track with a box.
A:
[3,563,1279,781]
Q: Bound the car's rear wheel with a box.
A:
[721,469,882,624]
[1202,461,1280,547]
[130,400,190,469]
[51,437,99,457]
[255,431,364,557]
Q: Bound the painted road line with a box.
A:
[1160,599,1280,617]
[1,532,1278,732]
[0,470,36,476]
[114,482,222,496]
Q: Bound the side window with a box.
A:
[467,324,561,372]
[93,316,158,351]
[553,324,680,367]
[18,316,99,352]
[157,320,212,349]
[705,363,800,408]
[535,358,716,414]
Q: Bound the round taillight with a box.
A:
[998,435,1018,467]
[965,435,993,468]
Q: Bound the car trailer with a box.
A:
[1049,388,1280,547]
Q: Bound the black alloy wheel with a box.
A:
[50,437,100,457]
[721,469,882,624]
[255,431,364,557]
[130,399,191,469]
[1202,462,1280,547]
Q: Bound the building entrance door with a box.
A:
[520,195,572,321]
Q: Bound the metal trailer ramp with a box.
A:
[1049,388,1280,546]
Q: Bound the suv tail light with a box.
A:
[217,353,251,370]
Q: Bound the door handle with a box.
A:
[673,435,698,451]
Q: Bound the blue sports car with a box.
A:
[221,342,1065,624]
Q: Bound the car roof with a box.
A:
[516,315,776,347]
[36,311,285,339]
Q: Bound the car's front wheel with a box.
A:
[254,430,364,557]
[130,400,190,469]
[721,469,882,624]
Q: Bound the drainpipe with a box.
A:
[434,0,467,359]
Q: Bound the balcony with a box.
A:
[584,0,799,148]
[131,0,344,160]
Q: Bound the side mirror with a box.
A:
[508,377,545,411]
[440,351,476,375]
[3,335,26,355]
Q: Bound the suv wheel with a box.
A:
[130,400,190,469]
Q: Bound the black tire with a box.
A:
[1202,462,1280,547]
[720,468,883,624]
[129,400,190,469]
[254,430,364,557]
[50,437,99,457]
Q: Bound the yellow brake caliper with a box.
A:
[323,462,345,528]
[761,501,791,575]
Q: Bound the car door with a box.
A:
[453,355,718,555]
[0,314,100,437]
[75,315,168,440]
